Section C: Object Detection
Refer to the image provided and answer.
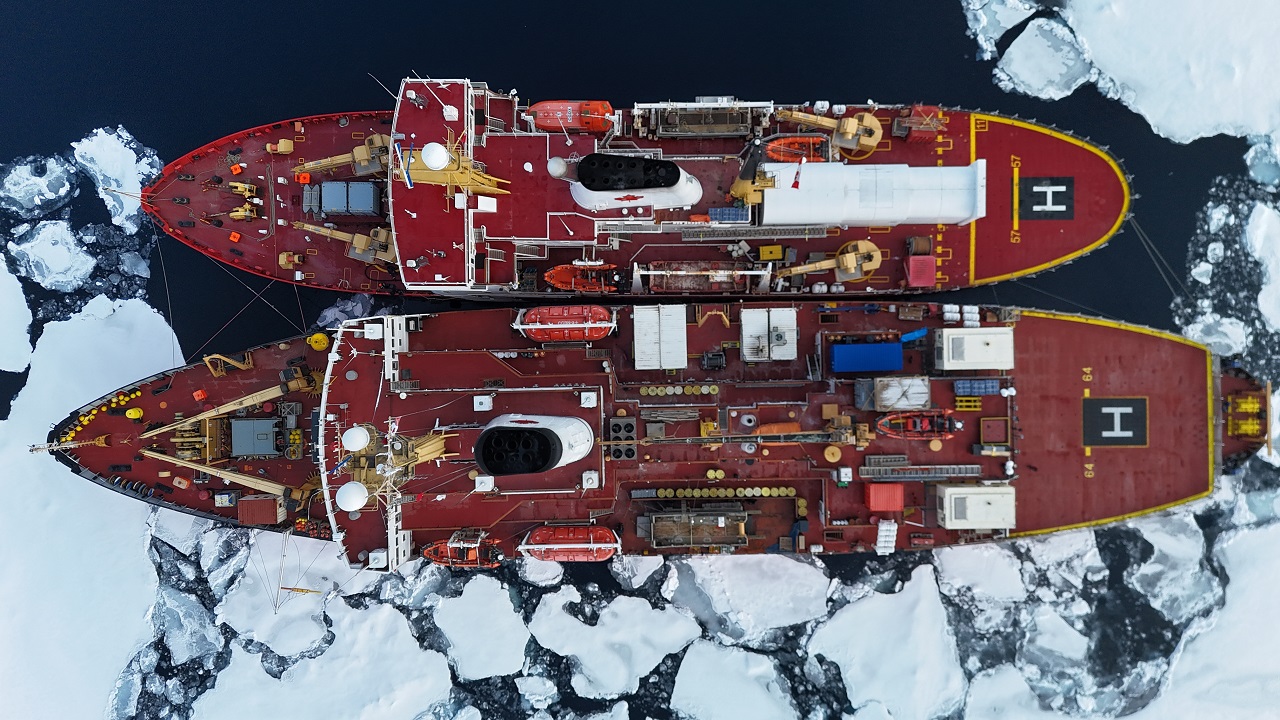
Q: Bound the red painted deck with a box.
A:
[143,77,1130,300]
[48,303,1267,571]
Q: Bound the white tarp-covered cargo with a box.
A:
[873,376,932,411]
[633,305,688,370]
[758,160,987,227]
[740,307,798,362]
[934,327,1015,371]
[936,484,1016,530]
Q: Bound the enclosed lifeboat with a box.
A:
[875,409,962,441]
[512,305,618,343]
[544,262,617,293]
[517,525,621,563]
[422,529,504,569]
[528,100,614,133]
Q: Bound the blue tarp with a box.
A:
[830,343,904,373]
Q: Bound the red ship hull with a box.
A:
[45,303,1267,572]
[141,78,1130,300]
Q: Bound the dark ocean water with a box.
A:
[0,3,1246,379]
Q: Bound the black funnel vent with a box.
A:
[475,426,562,476]
[578,153,680,191]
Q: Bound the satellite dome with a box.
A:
[341,426,371,452]
[546,157,569,178]
[335,481,369,512]
[422,142,452,171]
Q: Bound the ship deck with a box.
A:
[50,301,1267,570]
[142,77,1129,300]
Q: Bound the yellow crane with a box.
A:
[291,134,392,177]
[291,222,396,265]
[775,109,883,152]
[138,448,303,500]
[775,240,883,280]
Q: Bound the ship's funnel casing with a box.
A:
[474,414,594,476]
[758,161,987,227]
[568,153,703,211]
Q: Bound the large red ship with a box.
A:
[141,77,1129,299]
[39,302,1267,571]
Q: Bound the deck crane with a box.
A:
[775,109,883,152]
[291,134,392,176]
[775,240,883,280]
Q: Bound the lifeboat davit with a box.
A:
[544,263,617,293]
[518,525,621,562]
[875,409,962,441]
[765,135,829,163]
[528,101,614,133]
[422,529,505,569]
[513,305,617,343]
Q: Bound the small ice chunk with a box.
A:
[994,18,1095,100]
[70,126,162,234]
[1183,312,1249,355]
[118,251,150,278]
[1206,240,1225,262]
[1190,262,1213,285]
[515,675,559,710]
[1245,133,1280,186]
[519,557,564,587]
[609,554,665,590]
[0,154,77,219]
[6,220,96,291]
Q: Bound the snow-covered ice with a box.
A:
[0,154,77,219]
[0,296,174,720]
[809,566,965,720]
[935,544,1026,602]
[70,126,162,234]
[994,18,1094,100]
[670,640,797,720]
[1124,513,1221,625]
[0,257,32,371]
[1182,311,1249,355]
[676,555,829,645]
[973,0,1280,145]
[609,554,665,590]
[960,0,1038,60]
[1024,605,1088,663]
[516,675,559,711]
[519,557,564,587]
[433,574,531,680]
[528,585,700,698]
[1240,202,1280,332]
[964,665,1060,719]
[7,219,97,291]
[215,531,373,657]
[192,602,452,719]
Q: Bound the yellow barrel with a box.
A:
[125,408,144,420]
[735,487,746,497]
[676,488,687,498]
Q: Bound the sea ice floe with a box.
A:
[191,602,452,719]
[6,219,96,291]
[960,0,1038,60]
[1182,312,1249,355]
[0,154,77,219]
[1124,513,1221,625]
[1,296,173,720]
[675,555,829,646]
[433,574,530,680]
[670,640,797,720]
[1241,202,1280,332]
[608,554,665,590]
[519,557,564,587]
[994,18,1094,100]
[934,543,1026,603]
[70,126,162,235]
[0,256,32,371]
[528,586,700,699]
[515,675,559,711]
[808,565,965,720]
[1245,133,1280,185]
[155,585,223,666]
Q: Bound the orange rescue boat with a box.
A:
[422,529,505,569]
[518,525,621,562]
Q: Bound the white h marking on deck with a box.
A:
[1100,406,1134,438]
[1032,184,1068,212]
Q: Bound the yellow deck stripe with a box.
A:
[1012,162,1020,231]
[971,114,1131,285]
[1011,313,1215,536]
[969,113,977,281]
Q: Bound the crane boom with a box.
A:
[139,372,315,439]
[139,449,300,499]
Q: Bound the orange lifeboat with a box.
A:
[529,101,614,133]
[422,529,504,569]
[518,525,621,563]
[514,305,617,343]
[875,409,962,440]
[544,263,617,293]
[765,135,828,163]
